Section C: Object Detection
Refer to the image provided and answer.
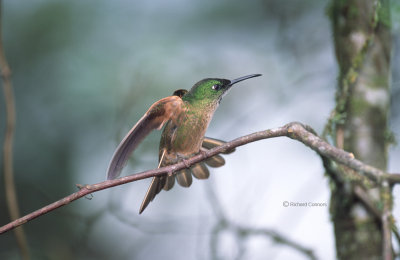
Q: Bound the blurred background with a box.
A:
[0,0,399,259]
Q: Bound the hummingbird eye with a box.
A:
[212,84,221,91]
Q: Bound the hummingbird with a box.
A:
[107,74,262,213]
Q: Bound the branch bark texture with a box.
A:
[0,122,395,235]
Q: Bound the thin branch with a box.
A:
[353,185,381,218]
[393,227,400,254]
[387,173,400,184]
[205,181,317,259]
[235,225,317,260]
[0,1,30,259]
[286,123,385,182]
[381,180,393,260]
[0,122,397,235]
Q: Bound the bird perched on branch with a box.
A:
[107,74,262,213]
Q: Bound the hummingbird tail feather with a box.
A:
[202,137,235,154]
[205,154,225,168]
[176,169,193,187]
[191,163,210,179]
[163,176,175,190]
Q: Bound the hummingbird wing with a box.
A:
[202,137,235,154]
[189,137,234,179]
[202,137,237,169]
[170,138,234,184]
[107,96,184,180]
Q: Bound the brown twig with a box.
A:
[286,123,385,182]
[0,1,30,259]
[0,122,397,235]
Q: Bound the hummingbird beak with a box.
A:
[218,74,262,103]
[228,74,262,86]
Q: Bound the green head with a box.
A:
[183,74,262,105]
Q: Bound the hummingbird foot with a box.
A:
[199,147,208,157]
[175,153,193,169]
[181,158,191,169]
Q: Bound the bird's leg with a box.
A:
[177,154,192,169]
[182,159,191,169]
[199,147,208,157]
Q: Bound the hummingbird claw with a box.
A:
[199,147,208,156]
[182,159,191,169]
